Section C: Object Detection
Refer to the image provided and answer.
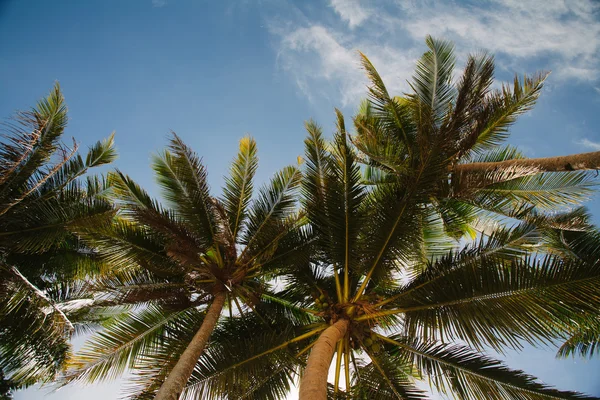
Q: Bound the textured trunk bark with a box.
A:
[453,151,600,175]
[299,319,350,400]
[154,291,226,400]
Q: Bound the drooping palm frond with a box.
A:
[350,350,426,400]
[395,251,600,352]
[386,336,593,400]
[557,316,600,359]
[64,305,201,384]
[182,314,305,400]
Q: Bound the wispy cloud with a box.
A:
[399,0,600,81]
[267,0,600,105]
[329,0,371,28]
[273,24,416,106]
[152,0,167,8]
[575,138,600,151]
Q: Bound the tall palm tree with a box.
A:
[294,36,600,399]
[294,116,600,400]
[0,84,116,390]
[65,134,305,399]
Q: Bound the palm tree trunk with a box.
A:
[453,150,600,175]
[299,318,349,400]
[154,291,226,400]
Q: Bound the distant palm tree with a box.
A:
[0,84,116,389]
[65,134,305,399]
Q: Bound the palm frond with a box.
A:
[152,133,217,244]
[459,72,547,155]
[411,35,456,126]
[388,337,593,399]
[222,136,258,241]
[398,252,600,351]
[65,305,200,384]
[241,164,301,255]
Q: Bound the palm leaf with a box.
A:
[222,136,258,241]
[387,337,594,399]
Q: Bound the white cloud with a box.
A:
[152,0,167,7]
[575,138,600,151]
[398,0,600,80]
[329,0,371,28]
[273,24,416,106]
[268,0,600,105]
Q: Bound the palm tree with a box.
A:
[293,116,600,400]
[0,84,116,390]
[65,134,305,399]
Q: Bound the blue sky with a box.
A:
[1,0,600,398]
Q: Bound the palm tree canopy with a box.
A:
[65,133,307,398]
[0,83,116,388]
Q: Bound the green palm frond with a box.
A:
[152,133,217,244]
[459,72,547,155]
[387,337,594,399]
[397,252,600,351]
[181,314,310,400]
[444,52,495,154]
[0,83,68,195]
[0,263,72,386]
[457,169,596,210]
[358,54,416,153]
[241,164,301,254]
[557,316,600,359]
[222,136,258,241]
[65,305,201,384]
[350,351,426,400]
[410,35,456,126]
[76,218,183,276]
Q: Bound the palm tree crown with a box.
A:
[0,84,116,389]
[66,133,304,398]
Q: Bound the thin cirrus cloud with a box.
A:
[575,138,600,151]
[329,0,371,29]
[269,0,600,106]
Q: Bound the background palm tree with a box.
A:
[65,134,305,399]
[0,84,116,390]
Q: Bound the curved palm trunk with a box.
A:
[299,319,349,400]
[154,291,226,400]
[453,150,600,175]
